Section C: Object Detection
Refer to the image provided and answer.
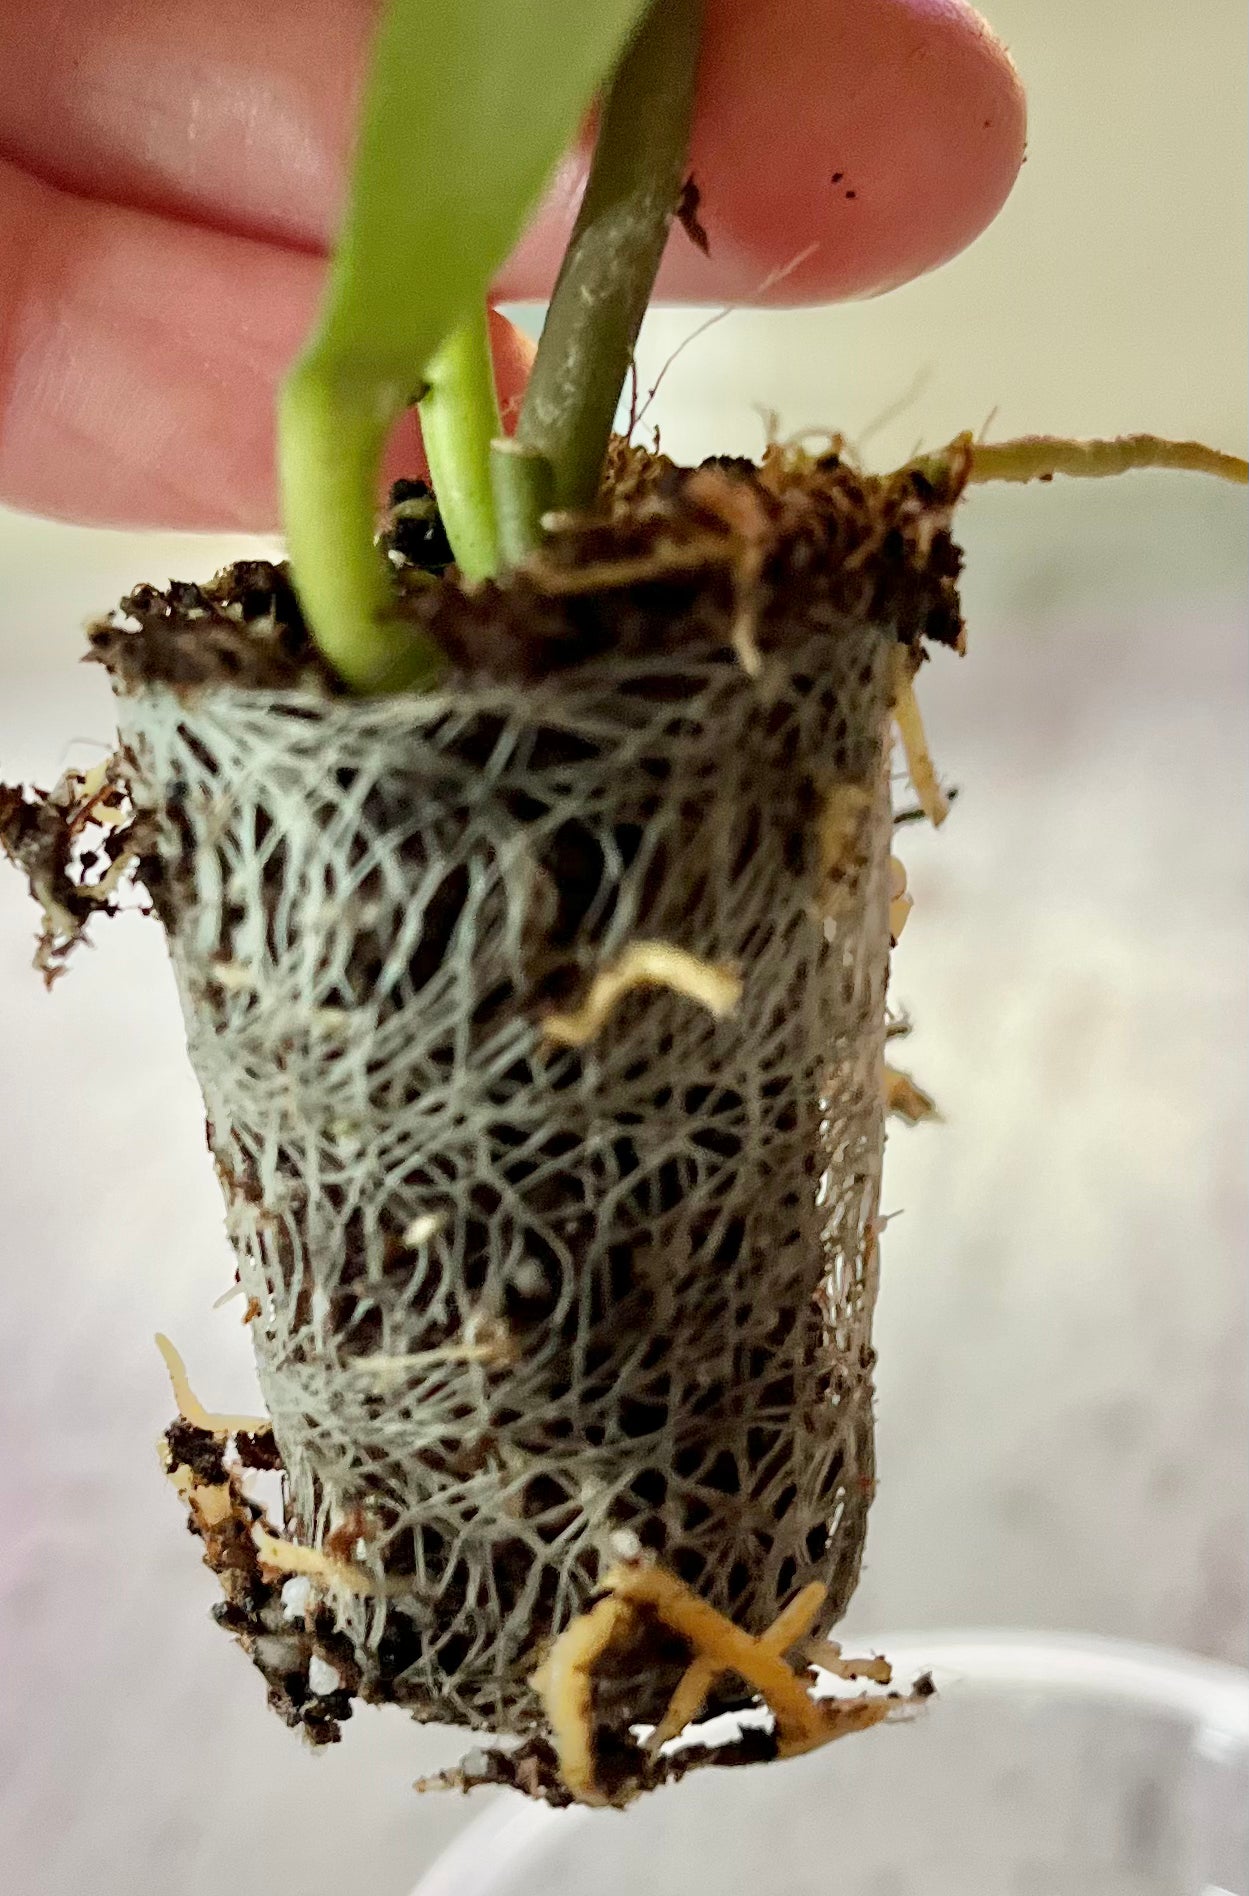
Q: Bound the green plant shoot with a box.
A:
[511,0,703,516]
[417,308,503,585]
[279,0,655,694]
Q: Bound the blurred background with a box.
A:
[1,2,1245,1893]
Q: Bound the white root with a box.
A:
[348,1320,518,1388]
[401,1212,444,1247]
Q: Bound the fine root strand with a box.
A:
[523,537,732,595]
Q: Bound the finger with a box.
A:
[0,158,535,530]
[0,0,1023,528]
[1,0,1024,303]
[502,0,1027,304]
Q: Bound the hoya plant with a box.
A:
[278,0,703,690]
[1,0,1244,1811]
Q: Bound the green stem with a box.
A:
[277,362,444,693]
[418,307,503,579]
[512,0,703,513]
[276,0,657,689]
[490,438,556,565]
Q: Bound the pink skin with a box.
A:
[0,0,1024,530]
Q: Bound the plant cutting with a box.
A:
[2,0,1245,1811]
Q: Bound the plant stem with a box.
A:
[418,307,504,580]
[276,0,656,689]
[490,439,556,566]
[278,363,445,693]
[511,0,703,515]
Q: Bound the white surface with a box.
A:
[413,1633,1249,1896]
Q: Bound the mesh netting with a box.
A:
[118,622,895,1736]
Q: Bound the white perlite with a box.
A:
[118,627,894,1735]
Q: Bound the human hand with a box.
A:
[0,0,1024,531]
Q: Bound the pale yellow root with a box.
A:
[804,1638,893,1685]
[883,1064,940,1124]
[532,1559,915,1800]
[602,1564,828,1751]
[645,1656,720,1753]
[155,1332,271,1437]
[164,1454,234,1531]
[780,1695,894,1757]
[762,1580,829,1652]
[682,463,772,676]
[684,463,773,537]
[888,431,1245,815]
[818,780,875,919]
[890,650,949,828]
[646,1579,827,1752]
[962,432,1248,488]
[542,942,743,1049]
[157,1336,410,1614]
[529,1594,635,1805]
[889,855,913,942]
[250,1525,395,1601]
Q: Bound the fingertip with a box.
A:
[500,0,1028,307]
[489,306,537,428]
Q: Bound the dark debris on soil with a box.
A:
[0,760,146,984]
[420,1721,785,1807]
[161,1417,362,1749]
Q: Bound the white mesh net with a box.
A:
[118,622,895,1736]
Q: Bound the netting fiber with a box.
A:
[118,621,895,1736]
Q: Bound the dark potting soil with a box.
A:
[87,441,968,696]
